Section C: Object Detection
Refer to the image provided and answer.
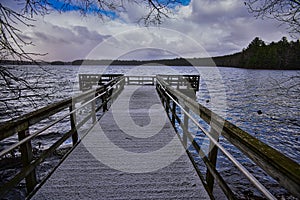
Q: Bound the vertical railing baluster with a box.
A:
[69,104,78,145]
[161,88,165,105]
[172,98,176,126]
[166,93,170,115]
[102,91,108,112]
[183,105,189,149]
[206,122,220,193]
[91,96,96,123]
[122,78,125,89]
[18,126,37,193]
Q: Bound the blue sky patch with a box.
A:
[46,0,117,19]
[46,0,191,15]
[47,0,80,12]
[157,0,191,7]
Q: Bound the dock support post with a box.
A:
[166,95,170,115]
[101,84,109,113]
[183,105,189,149]
[161,91,165,106]
[69,104,78,145]
[18,126,37,193]
[172,100,176,126]
[121,78,125,90]
[206,124,220,193]
[102,93,108,112]
[91,98,96,123]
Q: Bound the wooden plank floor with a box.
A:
[31,86,209,200]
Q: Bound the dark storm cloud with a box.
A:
[118,48,177,60]
[190,0,249,23]
[26,21,112,61]
[179,0,290,56]
[72,26,110,42]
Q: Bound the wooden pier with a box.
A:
[31,86,209,199]
[0,75,299,200]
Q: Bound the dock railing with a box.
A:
[0,76,125,198]
[2,73,298,199]
[158,74,200,92]
[156,75,300,199]
[79,74,123,91]
[78,74,200,93]
[125,75,156,85]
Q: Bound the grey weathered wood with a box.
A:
[158,75,200,92]
[186,132,236,200]
[69,105,78,145]
[157,76,300,198]
[206,127,220,193]
[157,84,236,199]
[31,86,210,200]
[165,94,170,114]
[0,77,124,198]
[183,105,189,149]
[0,82,110,140]
[18,127,37,193]
[79,74,200,92]
[172,101,176,126]
[79,74,123,91]
[125,75,156,85]
[0,127,80,198]
[102,93,108,112]
[91,99,96,123]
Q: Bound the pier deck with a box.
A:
[31,86,209,199]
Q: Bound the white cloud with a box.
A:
[86,27,210,60]
[18,0,291,61]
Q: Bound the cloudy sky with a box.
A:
[5,0,292,61]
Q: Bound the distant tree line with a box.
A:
[70,58,194,66]
[212,37,300,70]
[70,37,300,69]
[1,37,299,70]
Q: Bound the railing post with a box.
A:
[183,105,189,149]
[102,92,108,112]
[206,123,220,193]
[165,93,170,115]
[119,77,125,91]
[91,97,96,123]
[161,88,165,106]
[18,126,37,193]
[172,98,176,126]
[69,104,78,145]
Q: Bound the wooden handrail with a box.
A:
[0,77,122,140]
[0,76,125,198]
[125,75,156,85]
[79,74,123,91]
[158,74,200,91]
[156,75,300,198]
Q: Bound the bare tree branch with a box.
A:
[0,3,47,61]
[1,0,181,61]
[0,0,184,120]
[245,0,300,37]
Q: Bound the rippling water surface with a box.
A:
[0,65,299,199]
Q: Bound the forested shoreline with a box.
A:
[1,37,299,70]
[212,37,300,70]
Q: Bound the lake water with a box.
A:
[0,65,299,199]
